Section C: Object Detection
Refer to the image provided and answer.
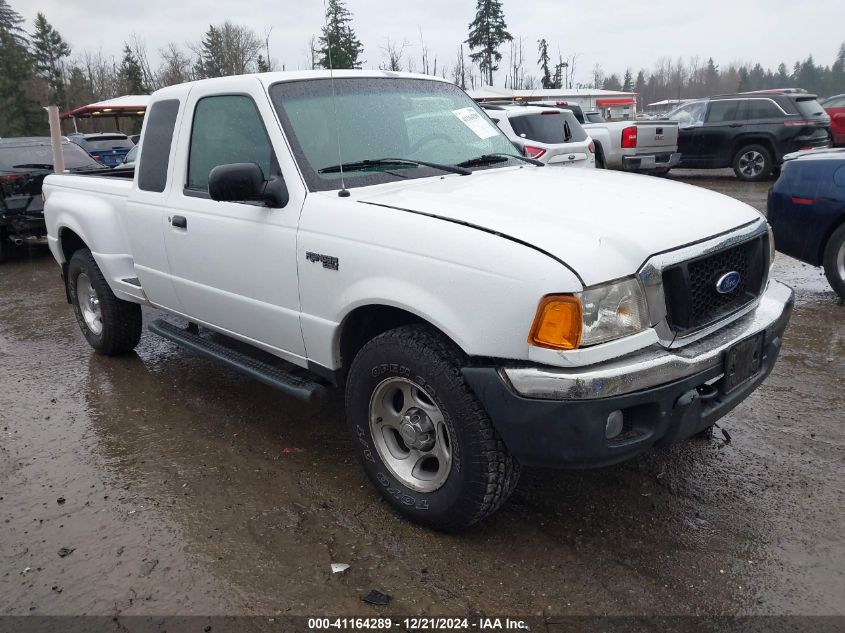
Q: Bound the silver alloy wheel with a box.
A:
[738,150,766,177]
[369,377,453,493]
[838,239,845,281]
[76,272,103,335]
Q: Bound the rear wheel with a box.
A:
[594,143,606,169]
[345,325,520,531]
[732,144,773,181]
[68,249,142,355]
[822,223,845,299]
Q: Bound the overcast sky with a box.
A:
[15,0,845,85]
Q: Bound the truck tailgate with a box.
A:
[634,121,679,151]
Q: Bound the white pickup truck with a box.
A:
[44,70,793,531]
[531,101,682,172]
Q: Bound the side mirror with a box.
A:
[208,162,289,208]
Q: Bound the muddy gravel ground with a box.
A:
[0,170,843,627]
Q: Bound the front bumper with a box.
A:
[462,280,794,468]
[622,151,681,171]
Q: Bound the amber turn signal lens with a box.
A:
[528,295,583,350]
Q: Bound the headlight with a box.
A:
[767,224,776,268]
[528,277,650,351]
[578,277,650,346]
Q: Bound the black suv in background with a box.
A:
[664,92,831,180]
[0,137,100,262]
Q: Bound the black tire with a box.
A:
[345,324,520,531]
[594,143,606,169]
[732,144,773,181]
[0,229,5,263]
[67,249,142,355]
[822,223,845,299]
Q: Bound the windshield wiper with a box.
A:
[456,153,544,168]
[11,163,55,170]
[319,158,471,176]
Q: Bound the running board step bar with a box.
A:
[148,319,328,402]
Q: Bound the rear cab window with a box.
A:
[138,99,180,193]
[186,95,275,193]
[509,111,587,144]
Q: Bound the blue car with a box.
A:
[68,133,135,167]
[768,148,845,298]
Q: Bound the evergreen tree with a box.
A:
[537,38,552,89]
[622,68,633,92]
[118,44,148,93]
[776,62,790,87]
[256,54,269,73]
[634,69,647,96]
[0,0,44,136]
[318,0,363,69]
[737,66,751,92]
[465,0,512,86]
[0,0,25,45]
[30,12,71,106]
[704,57,719,94]
[830,43,845,94]
[195,25,225,78]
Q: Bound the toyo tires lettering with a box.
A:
[371,363,410,379]
[376,472,429,510]
[356,424,376,463]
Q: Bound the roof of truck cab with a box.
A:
[150,69,453,100]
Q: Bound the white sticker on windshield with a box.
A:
[452,107,499,140]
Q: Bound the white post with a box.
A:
[46,105,65,173]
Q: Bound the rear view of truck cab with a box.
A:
[43,71,793,531]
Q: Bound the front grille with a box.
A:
[662,234,768,334]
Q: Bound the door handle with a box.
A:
[729,123,743,128]
[170,215,187,229]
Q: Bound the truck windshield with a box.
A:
[269,77,520,191]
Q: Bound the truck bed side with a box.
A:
[43,174,146,304]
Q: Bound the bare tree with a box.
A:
[157,42,192,87]
[191,21,262,77]
[505,36,529,90]
[306,35,319,70]
[127,34,156,90]
[452,45,467,89]
[379,38,407,71]
[592,63,604,89]
[418,27,430,75]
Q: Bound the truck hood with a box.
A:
[357,166,763,286]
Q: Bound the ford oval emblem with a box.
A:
[716,271,741,294]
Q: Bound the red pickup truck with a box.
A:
[823,94,845,146]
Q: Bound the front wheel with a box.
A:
[822,223,845,299]
[345,325,520,531]
[733,144,773,181]
[68,249,142,355]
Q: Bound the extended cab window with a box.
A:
[706,100,741,123]
[186,95,274,192]
[742,99,783,120]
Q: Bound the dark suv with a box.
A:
[665,92,831,181]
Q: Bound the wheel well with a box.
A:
[59,228,87,263]
[731,137,776,163]
[818,213,845,265]
[338,305,430,373]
